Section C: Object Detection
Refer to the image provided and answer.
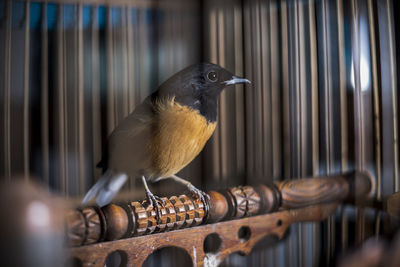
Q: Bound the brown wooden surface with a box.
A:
[66,172,372,266]
[276,172,372,208]
[66,171,372,247]
[69,203,338,266]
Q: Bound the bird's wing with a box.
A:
[83,97,156,206]
[106,97,155,178]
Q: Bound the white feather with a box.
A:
[82,171,128,207]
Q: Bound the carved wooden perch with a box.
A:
[67,171,372,266]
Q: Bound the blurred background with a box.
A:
[0,0,399,266]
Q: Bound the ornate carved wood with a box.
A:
[66,171,372,266]
[70,203,339,266]
[66,171,371,246]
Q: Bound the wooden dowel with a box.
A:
[70,203,339,267]
[276,171,372,209]
[66,171,372,247]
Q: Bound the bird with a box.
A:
[82,62,250,219]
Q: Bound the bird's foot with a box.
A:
[187,184,210,214]
[145,189,165,223]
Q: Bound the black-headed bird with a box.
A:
[82,62,250,218]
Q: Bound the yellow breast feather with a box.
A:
[148,97,217,178]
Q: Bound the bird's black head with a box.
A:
[154,62,250,122]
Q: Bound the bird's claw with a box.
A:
[188,184,210,206]
[145,189,164,223]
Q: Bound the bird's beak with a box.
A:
[222,76,251,86]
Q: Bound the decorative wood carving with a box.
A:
[69,203,339,266]
[66,171,371,247]
[66,171,373,266]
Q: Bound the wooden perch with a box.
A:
[70,203,339,266]
[67,171,372,266]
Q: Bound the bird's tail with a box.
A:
[82,171,128,207]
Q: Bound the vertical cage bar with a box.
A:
[292,0,303,265]
[3,0,12,180]
[175,7,181,70]
[91,5,101,181]
[359,0,375,243]
[132,9,140,107]
[169,8,175,71]
[320,0,335,262]
[137,8,143,101]
[367,0,382,238]
[385,0,398,193]
[248,0,256,182]
[209,7,221,180]
[293,0,300,178]
[337,0,348,173]
[57,4,66,194]
[321,0,333,173]
[286,1,300,264]
[112,8,122,126]
[138,9,148,101]
[270,0,281,180]
[260,0,272,180]
[250,1,257,181]
[308,0,320,262]
[341,207,349,251]
[222,2,236,183]
[279,1,293,266]
[243,1,253,182]
[377,0,398,196]
[298,0,307,177]
[217,7,227,181]
[298,1,311,265]
[170,7,177,71]
[23,0,31,181]
[208,7,217,78]
[355,0,377,244]
[162,7,170,73]
[270,1,283,264]
[127,6,136,190]
[121,6,129,118]
[309,0,319,175]
[337,0,349,252]
[352,0,365,171]
[367,0,381,200]
[106,6,115,135]
[258,0,265,181]
[41,3,49,186]
[77,3,85,194]
[233,3,245,176]
[350,0,364,245]
[258,1,274,264]
[252,1,262,182]
[280,0,290,180]
[177,3,185,69]
[63,4,70,196]
[126,7,135,113]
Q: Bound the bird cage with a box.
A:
[0,0,399,266]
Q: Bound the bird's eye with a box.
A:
[207,71,218,82]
